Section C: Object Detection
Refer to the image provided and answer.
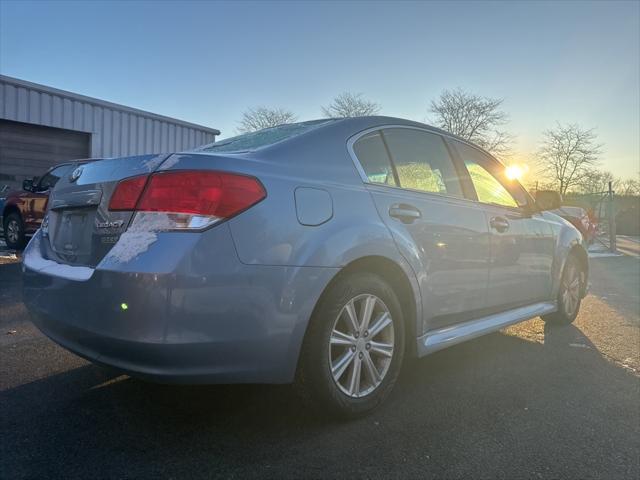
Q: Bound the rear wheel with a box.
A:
[3,212,26,250]
[296,272,405,418]
[542,255,585,325]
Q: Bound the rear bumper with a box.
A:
[23,227,338,384]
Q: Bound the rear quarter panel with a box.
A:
[163,127,408,270]
[162,128,424,336]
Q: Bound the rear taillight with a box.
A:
[109,170,266,231]
[109,175,148,211]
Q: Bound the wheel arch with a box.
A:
[303,255,421,360]
[2,204,21,224]
[568,244,589,297]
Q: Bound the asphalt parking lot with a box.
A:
[1,239,639,479]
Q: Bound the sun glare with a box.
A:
[505,164,527,181]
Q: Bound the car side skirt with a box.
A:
[417,301,557,357]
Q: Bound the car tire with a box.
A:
[3,212,26,250]
[542,254,585,325]
[296,272,405,419]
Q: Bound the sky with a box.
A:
[1,0,638,179]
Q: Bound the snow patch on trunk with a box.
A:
[101,213,174,264]
[103,231,158,263]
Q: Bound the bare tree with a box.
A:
[429,88,512,157]
[537,123,602,195]
[322,92,381,118]
[237,107,297,133]
[578,169,617,195]
[618,177,640,196]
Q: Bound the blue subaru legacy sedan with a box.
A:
[23,117,588,417]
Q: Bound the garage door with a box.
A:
[0,119,90,192]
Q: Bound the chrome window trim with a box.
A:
[347,124,471,203]
[347,127,379,184]
[364,181,480,208]
[347,124,532,210]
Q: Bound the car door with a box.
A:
[449,140,555,310]
[350,127,491,334]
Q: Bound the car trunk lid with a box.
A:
[44,154,170,267]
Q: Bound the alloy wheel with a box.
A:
[329,294,395,398]
[6,220,20,244]
[562,263,582,317]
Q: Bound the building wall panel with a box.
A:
[1,75,218,163]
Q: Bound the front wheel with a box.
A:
[542,255,585,325]
[296,272,405,418]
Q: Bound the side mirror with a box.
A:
[535,190,562,211]
[22,178,35,192]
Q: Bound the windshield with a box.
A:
[196,119,335,153]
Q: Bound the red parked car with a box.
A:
[1,163,78,249]
[535,191,597,245]
[549,205,598,245]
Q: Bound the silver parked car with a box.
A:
[22,117,588,417]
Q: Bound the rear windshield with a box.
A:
[197,119,334,153]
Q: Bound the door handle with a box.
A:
[389,204,421,224]
[490,216,510,232]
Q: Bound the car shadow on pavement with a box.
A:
[2,319,639,479]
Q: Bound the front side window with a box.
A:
[454,142,525,208]
[382,128,463,197]
[352,131,397,186]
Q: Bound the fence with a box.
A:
[562,184,640,253]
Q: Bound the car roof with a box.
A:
[332,115,455,136]
[198,116,494,158]
[320,116,499,159]
[310,115,479,144]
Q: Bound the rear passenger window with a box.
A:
[352,131,397,186]
[382,128,463,197]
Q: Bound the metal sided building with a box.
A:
[0,75,219,191]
